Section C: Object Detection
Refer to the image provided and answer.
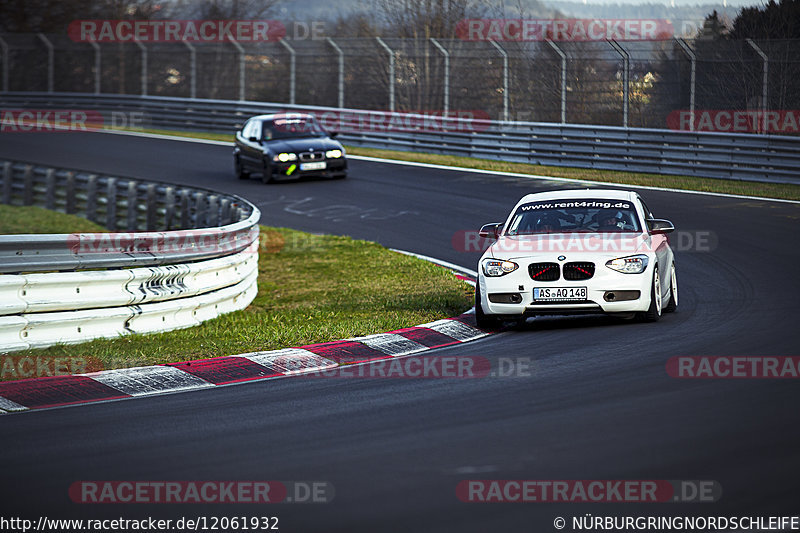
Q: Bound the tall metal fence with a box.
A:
[2,33,799,131]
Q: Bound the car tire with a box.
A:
[663,263,678,313]
[261,160,274,184]
[474,283,500,329]
[234,155,249,180]
[638,266,662,322]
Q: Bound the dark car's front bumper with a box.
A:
[271,157,347,179]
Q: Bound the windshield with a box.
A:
[262,116,326,140]
[505,199,641,235]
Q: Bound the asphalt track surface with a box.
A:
[1,132,799,532]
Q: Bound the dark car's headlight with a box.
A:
[482,259,518,277]
[325,149,343,159]
[606,254,649,274]
[273,152,297,162]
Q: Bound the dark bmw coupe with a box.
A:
[233,113,347,183]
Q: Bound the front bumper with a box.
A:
[479,260,653,317]
[271,158,347,179]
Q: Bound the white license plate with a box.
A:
[533,287,587,301]
[300,161,326,171]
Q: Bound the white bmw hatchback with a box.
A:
[475,189,677,327]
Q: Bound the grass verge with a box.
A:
[0,205,107,234]
[107,126,800,202]
[1,210,473,380]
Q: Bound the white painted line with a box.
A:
[0,395,28,412]
[418,319,487,342]
[391,249,478,279]
[85,366,213,396]
[93,129,799,205]
[348,333,428,357]
[242,348,337,375]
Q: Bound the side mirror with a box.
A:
[647,218,675,235]
[479,223,502,239]
[329,131,339,138]
[248,136,259,142]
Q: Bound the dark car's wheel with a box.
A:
[235,155,249,180]
[261,160,274,184]
[663,263,678,313]
[474,283,500,329]
[638,266,662,322]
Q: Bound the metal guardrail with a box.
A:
[0,158,261,352]
[0,159,259,273]
[2,92,799,184]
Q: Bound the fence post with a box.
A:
[746,39,768,134]
[279,38,296,105]
[1,162,11,204]
[126,180,138,230]
[326,37,344,108]
[545,39,567,124]
[22,165,33,206]
[429,38,449,114]
[37,33,54,93]
[134,40,147,96]
[488,40,509,122]
[85,174,98,222]
[675,38,696,131]
[608,40,629,128]
[376,37,395,112]
[44,168,55,210]
[182,39,196,98]
[0,35,9,92]
[227,36,246,101]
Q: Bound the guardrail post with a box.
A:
[278,38,296,105]
[126,180,138,230]
[376,37,395,112]
[608,40,629,128]
[43,168,55,210]
[207,194,219,226]
[145,183,156,231]
[37,33,54,93]
[65,172,75,214]
[194,192,207,228]
[182,39,196,99]
[85,174,98,223]
[326,37,344,108]
[220,198,231,225]
[489,40,509,122]
[429,38,449,114]
[164,186,175,229]
[106,177,117,230]
[0,35,9,92]
[88,41,101,94]
[675,38,696,131]
[134,40,147,96]
[22,165,33,206]
[746,39,769,134]
[180,189,191,228]
[545,39,567,124]
[227,37,246,101]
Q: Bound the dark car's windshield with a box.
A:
[262,116,326,140]
[506,199,641,235]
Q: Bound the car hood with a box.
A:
[484,232,654,261]
[264,137,341,153]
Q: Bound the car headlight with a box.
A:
[606,254,649,274]
[482,259,518,277]
[325,149,343,159]
[273,152,297,162]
